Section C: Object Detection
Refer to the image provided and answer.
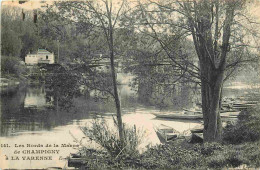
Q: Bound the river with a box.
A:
[0,81,259,169]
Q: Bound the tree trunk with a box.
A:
[201,69,224,142]
[188,0,235,142]
[107,7,124,145]
[110,49,124,144]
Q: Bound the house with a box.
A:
[25,49,55,65]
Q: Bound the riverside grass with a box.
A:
[76,105,260,169]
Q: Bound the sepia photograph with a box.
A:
[0,0,260,169]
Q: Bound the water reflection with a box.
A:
[1,83,259,138]
[24,86,53,108]
[0,85,118,137]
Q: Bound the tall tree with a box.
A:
[136,0,259,142]
[43,0,127,144]
[85,0,126,144]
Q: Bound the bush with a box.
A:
[139,142,205,169]
[71,135,260,169]
[223,106,260,144]
[207,154,228,168]
[1,56,26,77]
[193,142,224,156]
[81,117,144,158]
[238,141,260,167]
[207,146,247,168]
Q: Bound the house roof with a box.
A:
[28,49,53,55]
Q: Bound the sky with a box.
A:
[1,0,49,10]
[247,0,260,22]
[1,0,260,42]
[2,0,260,19]
[0,0,260,22]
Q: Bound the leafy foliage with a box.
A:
[81,118,144,157]
[1,56,26,77]
[1,29,22,57]
[223,105,260,144]
[46,66,81,110]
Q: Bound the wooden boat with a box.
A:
[220,107,238,112]
[190,127,203,133]
[222,103,233,108]
[154,124,179,143]
[154,110,240,119]
[183,108,202,115]
[190,124,204,133]
[154,113,203,120]
[47,167,62,170]
[68,154,86,168]
[190,133,203,143]
[220,111,240,118]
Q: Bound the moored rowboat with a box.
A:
[154,111,241,121]
[154,113,203,120]
[190,133,203,143]
[154,124,179,143]
[190,128,203,133]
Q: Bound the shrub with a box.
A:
[70,135,260,169]
[1,56,26,77]
[207,146,246,168]
[226,151,246,167]
[139,142,205,169]
[223,106,260,144]
[207,154,228,168]
[81,117,144,158]
[193,142,224,156]
[238,141,260,167]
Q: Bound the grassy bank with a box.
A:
[74,105,260,169]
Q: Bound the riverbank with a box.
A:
[68,105,260,169]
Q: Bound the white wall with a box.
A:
[38,53,55,64]
[25,54,39,65]
[25,53,55,65]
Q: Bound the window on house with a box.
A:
[46,55,48,59]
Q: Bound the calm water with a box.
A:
[0,82,258,169]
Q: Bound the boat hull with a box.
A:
[154,113,203,120]
[154,124,179,143]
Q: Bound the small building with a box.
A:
[25,49,55,65]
